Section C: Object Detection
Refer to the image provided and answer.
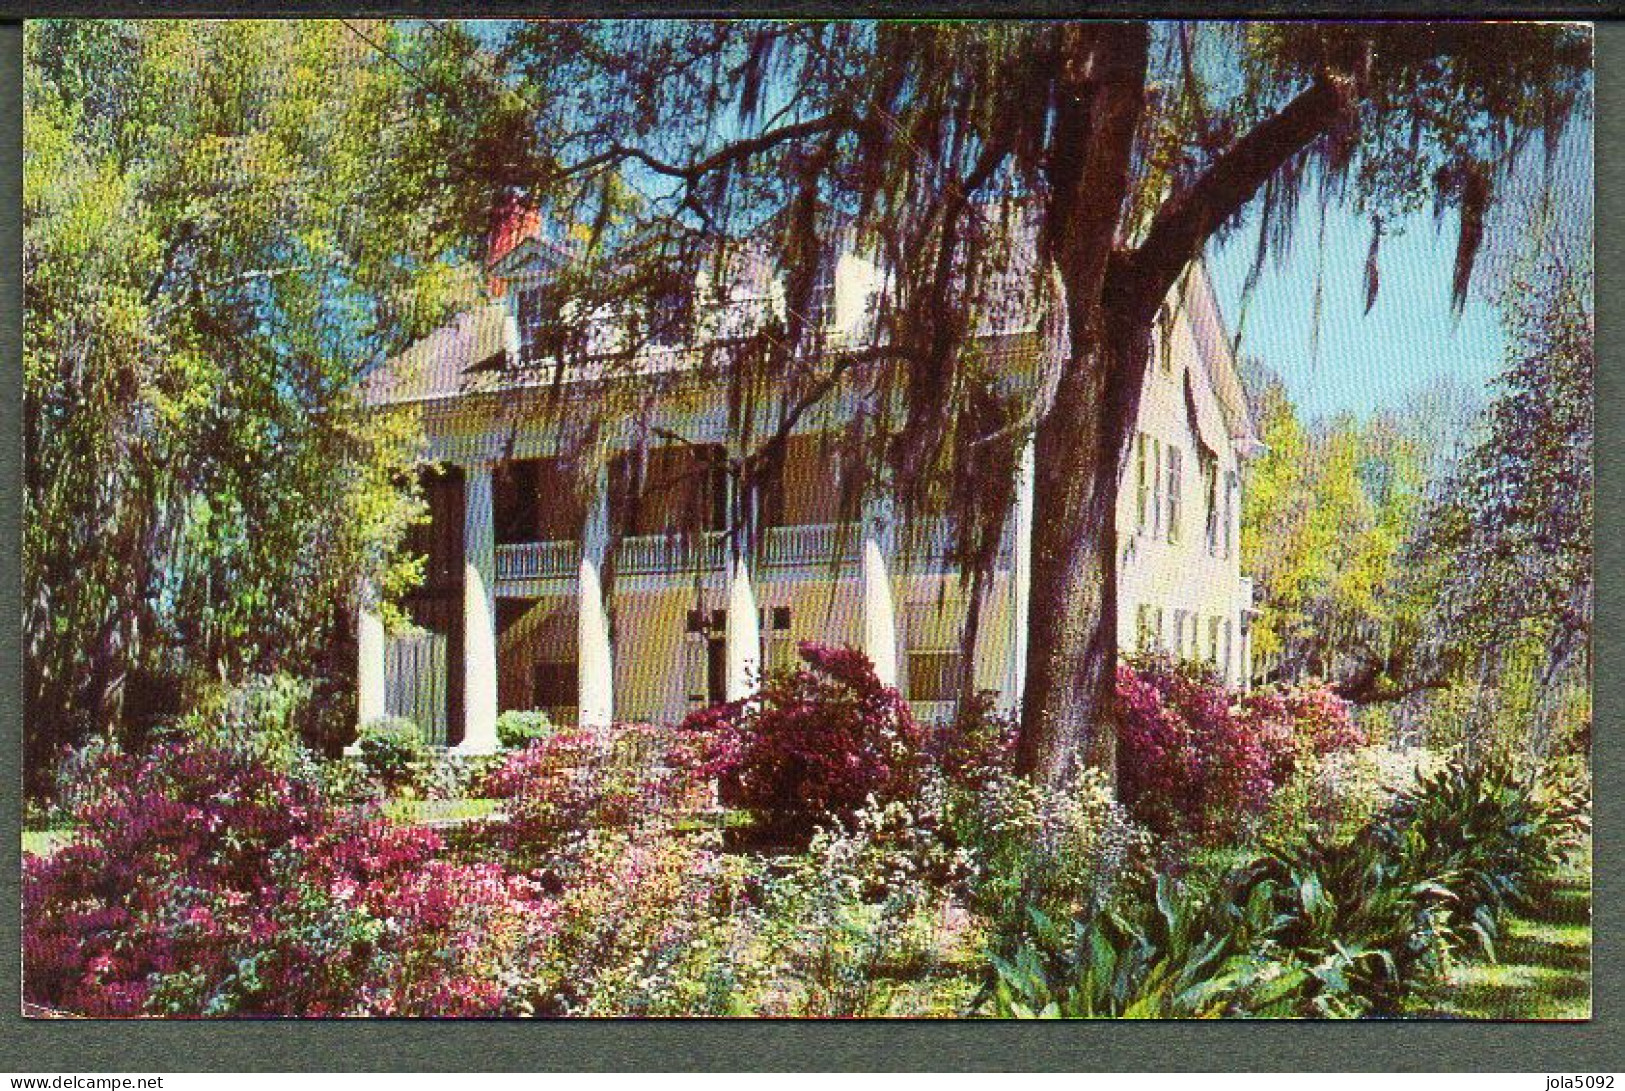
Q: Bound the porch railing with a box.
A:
[495,540,578,581]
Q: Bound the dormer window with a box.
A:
[805,247,837,330]
[517,285,567,366]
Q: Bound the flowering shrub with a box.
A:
[1115,656,1275,845]
[523,824,754,1016]
[683,642,925,834]
[23,735,338,1016]
[23,732,555,1017]
[951,767,1150,950]
[1240,682,1364,784]
[479,723,718,856]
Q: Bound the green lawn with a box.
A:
[1409,854,1591,1020]
[22,829,74,859]
[384,796,505,827]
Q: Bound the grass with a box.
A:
[22,829,75,859]
[385,796,505,827]
[1408,852,1591,1020]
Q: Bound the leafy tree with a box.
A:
[392,20,1587,787]
[1414,255,1592,749]
[24,21,473,784]
[1241,351,1498,705]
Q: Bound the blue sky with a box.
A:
[1205,123,1593,426]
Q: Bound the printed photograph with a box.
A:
[22,18,1592,1019]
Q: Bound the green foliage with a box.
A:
[355,716,429,794]
[990,754,1588,1018]
[1240,364,1460,697]
[1414,256,1592,759]
[495,709,556,750]
[24,20,477,789]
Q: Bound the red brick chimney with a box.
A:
[486,192,540,295]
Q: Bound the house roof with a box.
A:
[361,302,510,407]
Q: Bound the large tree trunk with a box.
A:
[1013,24,1148,790]
[1012,31,1354,789]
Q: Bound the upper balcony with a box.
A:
[494,518,1011,584]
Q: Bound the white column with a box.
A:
[1006,437,1035,714]
[724,551,760,701]
[577,463,615,729]
[356,586,387,727]
[457,462,500,754]
[862,496,899,689]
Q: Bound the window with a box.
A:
[1207,616,1221,665]
[1155,304,1173,373]
[1222,619,1234,685]
[764,606,795,676]
[907,650,962,704]
[1136,604,1155,653]
[517,286,567,366]
[1172,609,1188,659]
[1200,449,1219,554]
[683,610,727,709]
[1166,446,1183,545]
[1150,438,1163,540]
[533,659,577,712]
[1223,470,1238,559]
[1135,434,1150,533]
[1153,607,1165,651]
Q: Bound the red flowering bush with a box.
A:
[682,642,925,833]
[23,733,555,1017]
[1115,656,1275,846]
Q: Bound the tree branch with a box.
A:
[557,111,851,185]
[1112,71,1356,321]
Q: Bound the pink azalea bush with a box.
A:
[23,734,555,1017]
[1240,682,1365,784]
[682,642,925,833]
[1115,657,1276,845]
[1115,657,1364,846]
[478,723,721,856]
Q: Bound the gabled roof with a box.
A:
[1184,262,1260,456]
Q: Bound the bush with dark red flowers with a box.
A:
[1115,656,1276,846]
[682,642,925,835]
[1115,658,1368,847]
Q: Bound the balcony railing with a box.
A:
[492,518,1018,584]
[495,540,578,581]
[616,531,728,575]
[763,523,861,569]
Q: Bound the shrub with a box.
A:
[479,723,717,856]
[1115,656,1274,846]
[22,731,556,1017]
[516,822,753,1016]
[1377,756,1588,957]
[355,716,427,794]
[496,709,556,750]
[22,735,337,1016]
[684,642,924,838]
[949,767,1149,954]
[1240,681,1364,784]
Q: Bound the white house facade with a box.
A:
[357,219,1259,752]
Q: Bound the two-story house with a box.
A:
[355,214,1259,752]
